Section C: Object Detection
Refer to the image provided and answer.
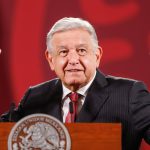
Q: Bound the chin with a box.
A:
[66,79,86,87]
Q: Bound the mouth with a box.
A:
[65,69,83,72]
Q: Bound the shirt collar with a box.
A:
[62,71,96,99]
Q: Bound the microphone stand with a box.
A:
[69,101,74,122]
[8,102,16,122]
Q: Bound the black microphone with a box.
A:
[69,101,73,114]
[8,102,16,122]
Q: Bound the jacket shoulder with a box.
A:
[105,75,149,93]
[106,75,138,85]
[30,78,60,93]
[20,78,61,106]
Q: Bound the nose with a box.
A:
[67,50,79,65]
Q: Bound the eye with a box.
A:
[77,48,87,56]
[59,49,68,57]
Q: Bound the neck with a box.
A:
[65,84,81,92]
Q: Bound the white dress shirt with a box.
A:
[62,72,96,122]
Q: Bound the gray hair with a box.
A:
[46,17,99,52]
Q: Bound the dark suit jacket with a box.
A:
[1,71,150,150]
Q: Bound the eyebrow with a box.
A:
[76,44,88,47]
[57,46,67,49]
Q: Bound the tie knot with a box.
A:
[69,92,78,102]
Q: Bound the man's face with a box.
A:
[46,28,102,91]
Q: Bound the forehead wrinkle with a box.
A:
[51,29,94,51]
[57,43,89,49]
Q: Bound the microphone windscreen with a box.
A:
[69,101,73,113]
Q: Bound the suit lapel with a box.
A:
[76,71,109,122]
[44,79,63,122]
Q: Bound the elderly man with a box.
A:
[1,17,150,150]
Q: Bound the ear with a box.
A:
[45,50,55,71]
[95,46,103,68]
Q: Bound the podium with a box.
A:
[0,123,121,150]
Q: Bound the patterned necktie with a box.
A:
[65,92,78,123]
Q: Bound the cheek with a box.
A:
[81,56,97,69]
[53,58,67,72]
